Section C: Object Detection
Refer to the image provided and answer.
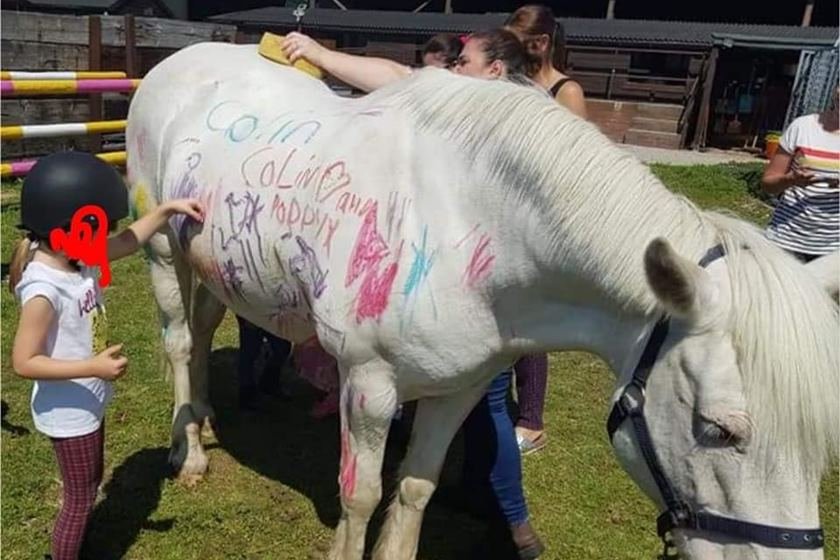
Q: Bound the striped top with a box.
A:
[766,114,839,256]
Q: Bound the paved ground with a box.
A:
[623,145,765,166]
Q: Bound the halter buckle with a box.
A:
[657,504,696,537]
[618,381,646,415]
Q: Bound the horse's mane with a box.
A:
[365,68,711,314]
[709,214,838,478]
[366,68,839,477]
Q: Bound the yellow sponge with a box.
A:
[258,32,324,80]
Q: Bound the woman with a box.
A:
[761,87,839,262]
[281,29,545,559]
[506,4,587,119]
[281,29,527,87]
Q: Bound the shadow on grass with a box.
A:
[1,399,30,436]
[83,447,172,560]
[207,347,513,560]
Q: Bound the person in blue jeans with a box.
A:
[235,315,292,410]
[463,370,544,559]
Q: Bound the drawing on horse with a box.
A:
[126,43,838,560]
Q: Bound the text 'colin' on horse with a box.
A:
[126,42,838,560]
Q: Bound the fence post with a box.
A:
[125,15,138,78]
[88,15,103,153]
[691,46,719,150]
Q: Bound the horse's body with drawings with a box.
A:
[127,42,838,560]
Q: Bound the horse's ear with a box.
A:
[805,251,839,302]
[644,238,715,320]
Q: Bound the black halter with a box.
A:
[606,245,824,559]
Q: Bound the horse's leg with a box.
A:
[188,283,226,441]
[373,386,486,560]
[329,362,398,560]
[148,232,207,485]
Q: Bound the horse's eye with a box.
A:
[696,418,743,449]
[703,422,734,443]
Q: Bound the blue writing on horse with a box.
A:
[206,101,322,146]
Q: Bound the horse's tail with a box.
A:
[126,47,202,383]
[125,54,173,218]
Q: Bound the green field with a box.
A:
[1,164,837,559]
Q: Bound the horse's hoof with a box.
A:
[174,449,209,485]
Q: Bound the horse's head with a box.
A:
[611,235,838,560]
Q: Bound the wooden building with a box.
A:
[0,0,178,18]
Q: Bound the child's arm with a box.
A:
[12,297,127,381]
[108,199,204,262]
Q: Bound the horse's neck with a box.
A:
[486,172,715,376]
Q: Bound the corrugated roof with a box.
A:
[568,17,837,48]
[210,7,838,49]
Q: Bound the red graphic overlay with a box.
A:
[49,205,112,287]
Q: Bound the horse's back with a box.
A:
[134,42,333,104]
[126,42,337,206]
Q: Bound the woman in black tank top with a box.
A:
[506,4,587,119]
[549,76,573,98]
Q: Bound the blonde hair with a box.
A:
[8,236,35,295]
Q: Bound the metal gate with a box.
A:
[784,43,839,128]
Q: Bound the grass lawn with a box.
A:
[1,163,837,559]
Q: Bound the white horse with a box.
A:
[126,43,838,560]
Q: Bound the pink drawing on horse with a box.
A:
[346,203,401,322]
[463,233,495,287]
[339,428,357,499]
[346,203,389,286]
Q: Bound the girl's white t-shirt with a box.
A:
[15,260,112,438]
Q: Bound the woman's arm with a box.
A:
[107,199,203,262]
[761,150,819,195]
[12,297,127,381]
[555,81,588,120]
[282,32,411,93]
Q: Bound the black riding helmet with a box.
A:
[19,152,128,239]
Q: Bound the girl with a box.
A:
[10,151,203,560]
[506,4,587,119]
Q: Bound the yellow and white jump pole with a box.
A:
[0,71,127,80]
[1,78,140,96]
[1,120,127,140]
